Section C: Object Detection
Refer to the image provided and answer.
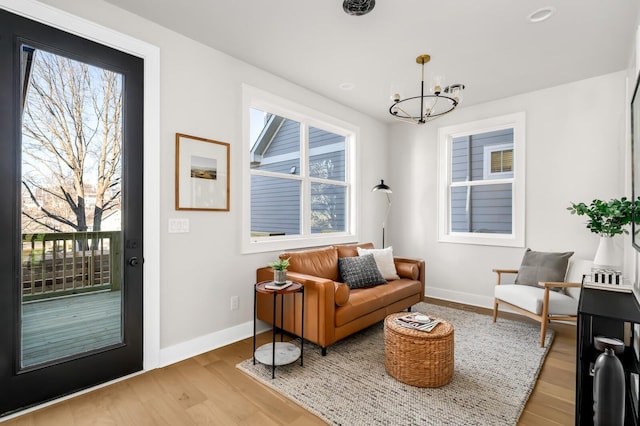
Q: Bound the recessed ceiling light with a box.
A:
[527,6,556,23]
[339,82,355,91]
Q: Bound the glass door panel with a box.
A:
[20,46,123,368]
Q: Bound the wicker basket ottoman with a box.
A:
[384,312,454,388]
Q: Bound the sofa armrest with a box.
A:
[393,257,425,299]
[395,261,419,280]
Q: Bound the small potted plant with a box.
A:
[269,257,290,284]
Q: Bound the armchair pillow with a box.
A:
[357,246,400,280]
[338,254,387,289]
[515,249,574,292]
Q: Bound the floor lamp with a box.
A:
[372,179,392,248]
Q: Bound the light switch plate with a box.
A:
[168,218,189,233]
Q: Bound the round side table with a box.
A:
[253,281,304,379]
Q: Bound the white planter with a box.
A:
[593,236,622,270]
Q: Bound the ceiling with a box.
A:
[104,0,640,124]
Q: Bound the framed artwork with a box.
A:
[175,133,230,211]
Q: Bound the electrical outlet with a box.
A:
[230,296,239,311]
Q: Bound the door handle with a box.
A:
[128,257,141,267]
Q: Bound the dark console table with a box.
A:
[576,288,640,425]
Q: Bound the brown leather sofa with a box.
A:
[256,243,425,355]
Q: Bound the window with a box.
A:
[483,143,513,179]
[438,113,525,247]
[242,86,357,253]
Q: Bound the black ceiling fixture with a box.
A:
[343,0,375,16]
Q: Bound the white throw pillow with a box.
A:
[356,246,400,280]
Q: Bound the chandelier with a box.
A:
[389,54,465,124]
[343,0,375,16]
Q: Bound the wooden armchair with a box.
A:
[492,258,592,347]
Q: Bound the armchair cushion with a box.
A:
[357,246,400,280]
[495,284,579,316]
[338,254,386,289]
[515,249,574,292]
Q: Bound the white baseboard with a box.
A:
[426,287,495,310]
[158,320,270,367]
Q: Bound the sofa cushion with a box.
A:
[335,279,422,326]
[515,249,573,292]
[336,242,374,258]
[281,246,339,282]
[357,246,400,280]
[338,254,386,289]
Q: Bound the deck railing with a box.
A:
[22,231,121,301]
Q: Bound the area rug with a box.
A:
[236,302,553,425]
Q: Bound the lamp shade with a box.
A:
[372,179,392,193]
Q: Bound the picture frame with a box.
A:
[175,133,230,211]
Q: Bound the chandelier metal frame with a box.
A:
[389,54,465,125]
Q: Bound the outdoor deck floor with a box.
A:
[21,291,121,367]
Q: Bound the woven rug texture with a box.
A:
[237,302,554,425]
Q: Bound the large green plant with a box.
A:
[567,197,640,237]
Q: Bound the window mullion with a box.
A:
[300,122,310,236]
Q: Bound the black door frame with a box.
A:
[0,8,146,416]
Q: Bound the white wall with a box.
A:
[23,0,389,364]
[388,72,628,308]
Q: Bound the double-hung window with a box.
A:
[242,86,357,253]
[437,112,525,247]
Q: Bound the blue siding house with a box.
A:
[250,111,346,236]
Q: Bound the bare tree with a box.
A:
[21,50,122,234]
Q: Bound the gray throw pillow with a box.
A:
[515,249,574,292]
[338,254,387,289]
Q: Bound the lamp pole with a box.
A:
[372,179,392,248]
[382,193,391,248]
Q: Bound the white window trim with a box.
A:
[482,143,514,180]
[241,85,359,254]
[437,112,526,247]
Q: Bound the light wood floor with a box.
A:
[3,299,576,425]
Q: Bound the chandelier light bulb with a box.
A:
[391,93,401,102]
[431,75,444,95]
